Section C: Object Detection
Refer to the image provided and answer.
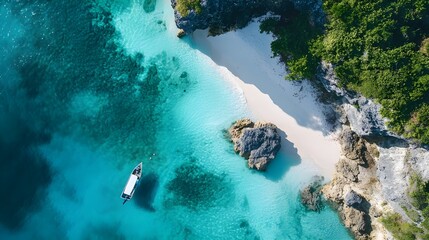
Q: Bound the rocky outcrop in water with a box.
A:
[228,119,281,171]
[170,0,325,35]
[300,176,324,212]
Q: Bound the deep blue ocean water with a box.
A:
[0,0,352,239]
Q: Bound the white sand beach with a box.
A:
[191,20,341,177]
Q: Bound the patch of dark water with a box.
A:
[163,161,233,210]
[134,173,159,212]
[0,0,191,232]
[0,108,52,230]
[143,0,157,13]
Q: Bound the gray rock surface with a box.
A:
[228,118,254,144]
[345,190,363,207]
[342,207,371,238]
[343,99,388,137]
[336,159,359,182]
[170,0,325,34]
[408,147,429,181]
[319,62,389,137]
[340,129,364,163]
[229,119,281,171]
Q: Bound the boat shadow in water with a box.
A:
[133,173,159,212]
[264,130,301,181]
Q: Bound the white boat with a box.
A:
[121,162,142,204]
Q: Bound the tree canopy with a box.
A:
[262,0,429,144]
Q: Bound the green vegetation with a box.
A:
[176,0,202,17]
[409,174,429,235]
[421,38,429,55]
[391,173,429,239]
[376,173,429,240]
[381,213,422,240]
[409,174,429,211]
[316,0,429,144]
[263,0,429,144]
[260,8,323,80]
[402,206,421,222]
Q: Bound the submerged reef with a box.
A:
[300,176,324,212]
[164,162,232,210]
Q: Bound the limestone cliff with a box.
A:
[319,60,429,239]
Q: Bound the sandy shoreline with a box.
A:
[191,20,341,177]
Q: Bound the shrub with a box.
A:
[176,0,202,17]
[381,213,421,240]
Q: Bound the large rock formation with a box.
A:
[170,0,325,35]
[339,128,374,166]
[342,206,371,237]
[228,119,281,171]
[322,127,384,240]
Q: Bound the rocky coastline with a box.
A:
[320,61,429,239]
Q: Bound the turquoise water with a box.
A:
[0,0,351,239]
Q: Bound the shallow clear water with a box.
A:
[0,0,351,239]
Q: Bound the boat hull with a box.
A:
[121,162,142,202]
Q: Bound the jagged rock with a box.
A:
[336,159,359,182]
[323,126,386,239]
[343,100,388,137]
[339,128,367,165]
[300,176,324,211]
[342,207,371,238]
[229,119,281,171]
[228,118,254,144]
[345,190,363,207]
[319,62,390,137]
[170,0,325,34]
[322,177,346,203]
[177,29,186,38]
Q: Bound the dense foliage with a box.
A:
[260,8,323,80]
[381,213,422,240]
[409,174,429,233]
[385,173,429,239]
[176,0,202,17]
[317,0,429,144]
[263,0,429,144]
